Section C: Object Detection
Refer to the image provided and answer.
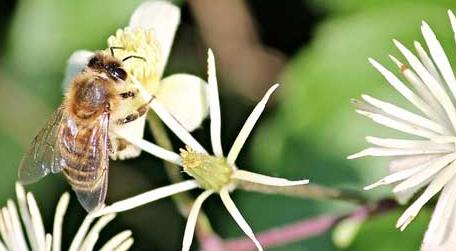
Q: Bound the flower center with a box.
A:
[180,147,233,191]
[106,27,162,94]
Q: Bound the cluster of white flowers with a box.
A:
[350,10,456,251]
[0,184,132,251]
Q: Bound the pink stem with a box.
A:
[199,199,397,251]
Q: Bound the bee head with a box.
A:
[88,53,127,81]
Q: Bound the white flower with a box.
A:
[63,0,209,160]
[349,10,456,250]
[91,50,309,251]
[0,183,133,251]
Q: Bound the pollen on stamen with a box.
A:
[106,27,162,94]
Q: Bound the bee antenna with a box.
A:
[109,46,125,57]
[122,55,147,63]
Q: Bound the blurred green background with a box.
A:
[1,0,456,250]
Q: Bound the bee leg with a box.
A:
[119,90,137,99]
[116,97,154,125]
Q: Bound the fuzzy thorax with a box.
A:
[106,27,162,94]
[180,147,233,191]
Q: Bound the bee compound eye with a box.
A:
[112,67,127,81]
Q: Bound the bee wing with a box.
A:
[18,107,66,184]
[60,112,110,212]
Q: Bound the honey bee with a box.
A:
[18,49,150,212]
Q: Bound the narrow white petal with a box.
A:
[157,74,209,132]
[394,39,456,132]
[423,175,456,246]
[52,193,70,251]
[355,110,439,139]
[79,214,116,251]
[389,55,448,126]
[45,234,52,251]
[227,84,279,164]
[6,201,28,251]
[1,207,16,251]
[389,154,440,173]
[62,50,94,91]
[348,147,449,159]
[368,58,438,122]
[131,76,207,153]
[366,136,453,151]
[99,230,132,251]
[414,41,445,85]
[26,192,46,251]
[232,170,309,187]
[128,0,180,76]
[219,188,263,251]
[0,212,11,251]
[113,238,134,251]
[449,10,456,33]
[364,164,427,190]
[207,49,223,157]
[92,180,199,217]
[361,94,446,134]
[115,130,182,165]
[182,190,214,251]
[68,215,96,251]
[393,153,456,193]
[15,184,38,251]
[396,161,456,231]
[421,22,456,101]
[0,240,7,251]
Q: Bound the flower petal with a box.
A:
[389,155,440,173]
[27,192,46,251]
[422,175,456,248]
[365,136,453,151]
[45,234,52,251]
[182,190,214,251]
[348,147,449,159]
[157,74,209,132]
[52,192,70,251]
[114,129,182,165]
[113,238,134,251]
[207,49,223,157]
[421,21,456,101]
[233,170,309,187]
[79,214,116,251]
[62,50,94,91]
[368,58,439,123]
[396,161,456,231]
[68,215,96,251]
[364,164,427,190]
[219,188,263,251]
[15,184,38,251]
[394,39,456,132]
[388,55,448,126]
[131,76,207,153]
[129,0,180,76]
[354,110,438,139]
[361,94,446,134]
[227,84,279,164]
[92,180,199,217]
[99,230,132,251]
[414,41,444,85]
[393,153,456,193]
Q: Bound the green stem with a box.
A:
[147,112,215,235]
